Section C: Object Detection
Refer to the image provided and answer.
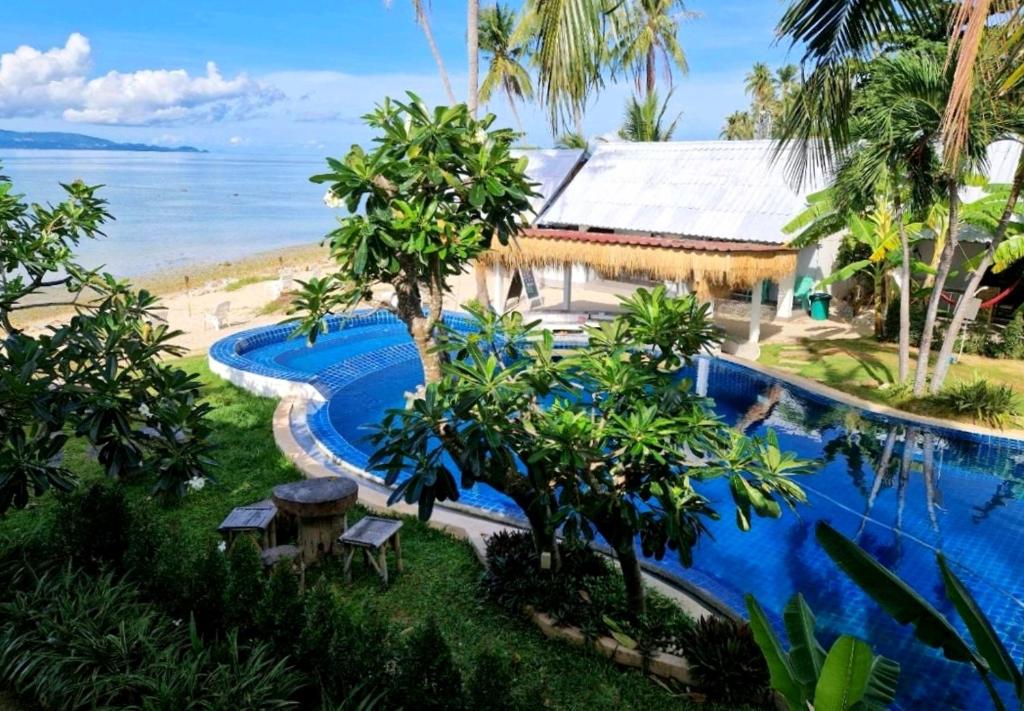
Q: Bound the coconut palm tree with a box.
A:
[479,3,535,132]
[555,131,589,149]
[469,0,481,115]
[746,62,777,138]
[384,0,457,105]
[618,90,681,141]
[720,110,755,140]
[611,0,696,98]
[514,0,608,133]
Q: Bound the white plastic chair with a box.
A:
[204,301,231,330]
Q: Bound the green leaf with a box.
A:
[469,183,486,208]
[745,594,806,709]
[937,555,1022,687]
[813,636,874,711]
[783,593,827,687]
[816,522,980,666]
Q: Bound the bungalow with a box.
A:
[489,141,841,356]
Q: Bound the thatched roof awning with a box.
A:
[481,228,797,298]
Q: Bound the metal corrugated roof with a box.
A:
[512,148,585,219]
[537,140,827,244]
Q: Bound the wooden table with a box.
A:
[339,516,403,585]
[272,477,358,564]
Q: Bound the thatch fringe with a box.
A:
[480,235,797,299]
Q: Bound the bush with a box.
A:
[465,647,519,711]
[225,535,266,636]
[256,562,304,653]
[935,376,1021,427]
[52,482,135,573]
[481,531,692,655]
[0,568,303,710]
[393,618,465,711]
[189,542,230,637]
[881,297,925,344]
[998,309,1024,359]
[678,616,771,707]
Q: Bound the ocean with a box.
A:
[0,150,336,277]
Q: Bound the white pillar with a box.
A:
[696,356,710,396]
[748,279,764,344]
[493,266,506,311]
[775,272,795,319]
[563,264,572,311]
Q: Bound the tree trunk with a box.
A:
[913,179,960,396]
[645,46,656,98]
[414,0,457,106]
[506,88,524,133]
[873,270,885,339]
[393,273,444,384]
[467,0,479,115]
[615,540,646,614]
[897,199,911,383]
[929,150,1024,394]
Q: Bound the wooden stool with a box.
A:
[218,500,277,549]
[339,517,403,585]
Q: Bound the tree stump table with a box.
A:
[272,477,358,565]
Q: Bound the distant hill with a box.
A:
[0,129,205,153]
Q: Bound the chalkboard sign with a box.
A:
[520,268,541,304]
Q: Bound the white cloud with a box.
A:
[228,135,247,146]
[0,33,281,125]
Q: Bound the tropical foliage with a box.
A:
[368,287,815,613]
[609,0,696,97]
[478,3,534,131]
[288,94,537,383]
[617,89,681,141]
[0,169,213,514]
[746,592,900,710]
[720,62,801,140]
[815,521,1023,710]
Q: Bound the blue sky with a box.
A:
[0,1,796,153]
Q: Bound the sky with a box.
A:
[0,1,797,154]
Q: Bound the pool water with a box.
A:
[216,315,1024,709]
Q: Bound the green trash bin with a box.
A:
[808,292,832,321]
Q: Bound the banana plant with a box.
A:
[745,592,900,710]
[816,522,1020,711]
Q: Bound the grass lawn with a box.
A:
[0,356,717,711]
[759,337,1024,427]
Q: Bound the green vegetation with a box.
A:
[0,357,729,710]
[225,274,274,291]
[373,291,814,614]
[0,168,213,514]
[760,339,1024,428]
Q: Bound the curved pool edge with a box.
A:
[719,352,1024,445]
[272,394,725,621]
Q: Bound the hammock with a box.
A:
[935,280,1021,309]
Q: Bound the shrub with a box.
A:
[936,376,1021,427]
[52,482,135,573]
[881,297,925,344]
[678,615,771,707]
[393,618,465,711]
[998,309,1024,359]
[256,563,304,653]
[189,542,230,638]
[481,531,692,655]
[225,535,266,636]
[465,647,518,711]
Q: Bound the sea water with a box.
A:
[0,150,335,277]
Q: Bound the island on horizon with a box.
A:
[0,129,206,153]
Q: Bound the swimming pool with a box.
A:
[211,312,1024,709]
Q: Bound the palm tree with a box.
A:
[775,64,800,100]
[611,0,696,98]
[384,0,457,105]
[468,0,481,115]
[745,62,777,139]
[479,3,535,132]
[514,0,608,134]
[720,110,754,140]
[618,90,681,141]
[555,131,589,149]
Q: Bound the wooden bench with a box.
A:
[338,516,403,585]
[218,500,277,549]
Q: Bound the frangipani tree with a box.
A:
[289,95,537,384]
[369,287,815,613]
[0,171,214,512]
